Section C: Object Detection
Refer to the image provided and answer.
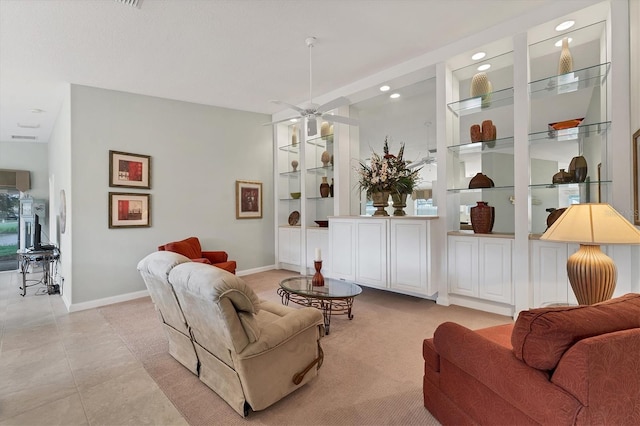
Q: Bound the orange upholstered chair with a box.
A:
[158,237,236,274]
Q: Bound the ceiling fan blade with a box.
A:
[270,100,306,114]
[316,96,350,114]
[321,114,359,126]
[263,116,301,126]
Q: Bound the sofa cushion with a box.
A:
[165,240,201,260]
[511,293,640,370]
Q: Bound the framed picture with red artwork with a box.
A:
[236,180,262,219]
[109,150,151,189]
[109,192,150,228]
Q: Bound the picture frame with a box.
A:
[633,129,640,226]
[236,180,262,219]
[109,150,151,189]
[109,192,150,228]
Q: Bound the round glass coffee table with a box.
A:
[278,276,362,334]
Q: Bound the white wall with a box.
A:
[66,84,273,306]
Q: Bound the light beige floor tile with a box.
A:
[0,392,89,426]
[81,368,188,426]
[66,339,142,392]
[0,323,60,353]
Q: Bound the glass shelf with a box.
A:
[528,121,610,143]
[306,166,334,174]
[307,134,334,147]
[279,170,301,177]
[529,63,610,99]
[279,143,300,153]
[446,87,514,117]
[448,137,514,155]
[529,180,612,189]
[307,196,334,200]
[279,197,302,201]
[447,185,514,194]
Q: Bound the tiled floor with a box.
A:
[0,270,188,426]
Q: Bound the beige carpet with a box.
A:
[99,269,512,425]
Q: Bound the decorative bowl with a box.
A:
[314,220,329,228]
[290,192,301,199]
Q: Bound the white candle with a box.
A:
[315,248,322,261]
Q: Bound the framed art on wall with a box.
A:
[633,129,640,225]
[109,192,150,228]
[109,150,151,189]
[236,180,262,219]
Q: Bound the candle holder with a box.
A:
[312,260,324,286]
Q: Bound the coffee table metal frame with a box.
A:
[277,276,362,334]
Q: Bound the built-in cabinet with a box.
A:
[448,234,513,306]
[273,1,631,317]
[328,216,435,297]
[278,226,300,267]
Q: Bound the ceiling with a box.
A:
[1,0,568,143]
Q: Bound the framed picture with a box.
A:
[109,192,150,228]
[236,180,262,219]
[633,129,640,225]
[109,150,151,189]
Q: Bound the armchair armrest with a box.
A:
[240,307,323,358]
[202,250,228,264]
[434,322,580,424]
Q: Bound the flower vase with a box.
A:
[371,191,390,216]
[391,193,407,216]
[470,201,495,234]
[319,177,330,198]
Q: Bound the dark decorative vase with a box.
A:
[470,201,495,234]
[391,193,408,216]
[546,207,567,230]
[371,191,390,216]
[552,168,573,184]
[320,177,330,198]
[568,155,588,183]
[329,178,334,197]
[468,172,495,189]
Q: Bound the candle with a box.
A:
[315,248,322,261]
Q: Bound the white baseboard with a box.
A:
[237,264,276,276]
[66,289,149,312]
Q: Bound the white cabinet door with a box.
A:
[478,238,512,304]
[278,227,301,267]
[531,240,575,306]
[355,219,387,288]
[448,236,478,297]
[390,219,430,295]
[328,219,356,281]
[306,228,329,275]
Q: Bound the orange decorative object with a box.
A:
[548,117,584,131]
[158,236,236,274]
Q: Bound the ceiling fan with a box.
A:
[266,37,358,136]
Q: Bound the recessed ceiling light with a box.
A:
[30,108,45,113]
[471,52,486,61]
[554,37,573,47]
[390,93,400,99]
[555,20,575,31]
[289,118,298,123]
[379,85,390,92]
[477,64,491,71]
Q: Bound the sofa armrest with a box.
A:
[202,250,228,264]
[239,307,323,358]
[434,322,580,424]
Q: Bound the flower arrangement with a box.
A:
[356,137,421,196]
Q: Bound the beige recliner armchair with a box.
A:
[138,251,325,417]
[137,251,198,374]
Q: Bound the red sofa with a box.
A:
[158,237,236,274]
[423,293,640,425]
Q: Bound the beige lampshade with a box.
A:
[541,203,640,245]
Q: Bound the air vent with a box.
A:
[114,0,143,7]
[11,135,37,140]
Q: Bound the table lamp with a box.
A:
[540,203,640,305]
